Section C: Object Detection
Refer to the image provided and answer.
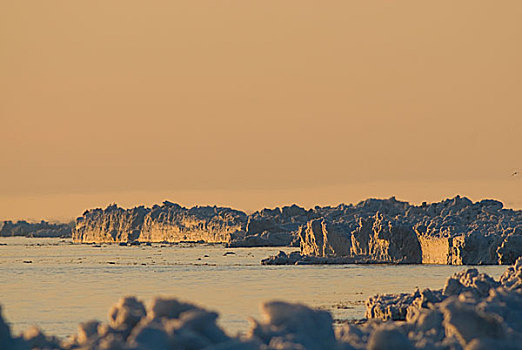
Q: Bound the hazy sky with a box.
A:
[1,1,521,221]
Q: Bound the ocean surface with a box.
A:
[0,237,506,339]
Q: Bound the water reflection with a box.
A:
[0,237,506,338]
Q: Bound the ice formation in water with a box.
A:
[74,197,522,264]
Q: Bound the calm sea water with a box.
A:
[0,237,506,339]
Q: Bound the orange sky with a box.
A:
[1,1,521,221]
